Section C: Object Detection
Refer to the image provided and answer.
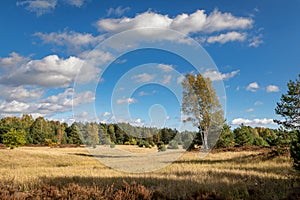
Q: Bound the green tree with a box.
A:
[234,124,254,146]
[66,123,82,144]
[85,123,99,147]
[274,74,300,170]
[29,117,49,144]
[2,128,26,149]
[182,74,224,149]
[274,74,300,129]
[215,123,235,148]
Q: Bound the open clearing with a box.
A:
[0,146,299,199]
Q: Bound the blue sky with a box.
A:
[0,0,299,130]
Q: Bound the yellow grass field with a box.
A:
[0,146,299,199]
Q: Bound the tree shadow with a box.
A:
[173,151,282,165]
[69,153,132,159]
[37,170,299,200]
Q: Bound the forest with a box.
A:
[0,114,296,150]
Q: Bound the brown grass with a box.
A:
[0,146,299,199]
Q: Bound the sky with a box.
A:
[0,0,299,130]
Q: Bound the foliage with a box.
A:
[215,123,235,148]
[158,145,166,151]
[290,130,300,170]
[2,128,26,149]
[234,124,255,146]
[167,140,179,149]
[182,74,224,149]
[110,143,115,148]
[274,74,300,130]
[274,74,300,170]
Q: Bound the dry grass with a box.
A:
[0,146,299,199]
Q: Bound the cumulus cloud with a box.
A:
[0,88,95,115]
[107,6,130,16]
[266,85,280,93]
[131,73,155,83]
[116,97,138,104]
[100,111,111,117]
[206,32,247,44]
[34,31,104,51]
[97,9,253,34]
[95,9,254,46]
[162,75,172,84]
[0,86,44,102]
[246,82,259,92]
[203,69,240,81]
[17,0,90,16]
[0,51,114,88]
[0,52,29,70]
[0,100,30,113]
[0,54,83,88]
[177,75,185,84]
[16,0,57,16]
[231,118,275,126]
[157,64,173,72]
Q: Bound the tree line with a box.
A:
[0,114,296,150]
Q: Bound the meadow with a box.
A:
[0,146,299,199]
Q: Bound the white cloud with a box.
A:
[0,52,29,70]
[16,0,57,16]
[162,75,172,84]
[138,90,156,96]
[0,52,112,88]
[246,108,254,112]
[254,101,263,106]
[131,73,155,83]
[0,87,94,116]
[96,9,253,45]
[0,100,30,113]
[177,75,185,84]
[203,69,240,81]
[116,97,138,104]
[157,64,173,72]
[207,32,247,44]
[34,31,104,51]
[266,85,280,93]
[97,9,252,34]
[249,34,263,47]
[231,118,275,126]
[107,6,130,16]
[0,86,44,102]
[63,0,86,7]
[138,91,149,96]
[100,111,111,117]
[17,0,90,16]
[0,55,83,88]
[246,82,259,92]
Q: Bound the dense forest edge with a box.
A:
[0,114,297,151]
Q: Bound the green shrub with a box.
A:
[130,139,137,145]
[144,141,151,148]
[158,145,166,152]
[252,136,269,147]
[124,141,131,145]
[167,140,179,149]
[2,128,26,149]
[291,131,300,170]
[110,143,115,148]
